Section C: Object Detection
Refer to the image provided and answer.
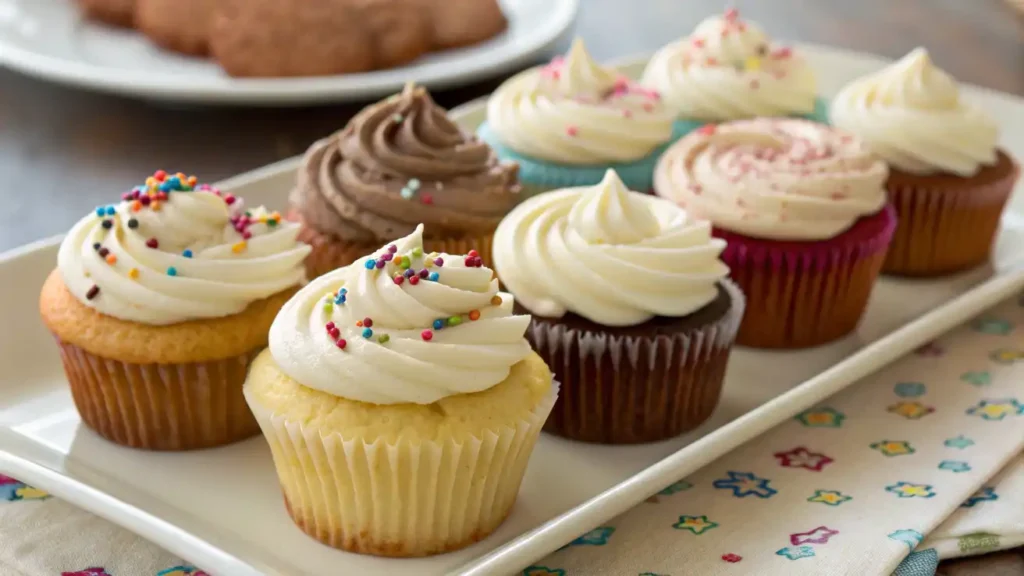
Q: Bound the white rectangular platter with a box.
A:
[2,45,1024,576]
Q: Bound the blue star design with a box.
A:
[961,487,998,508]
[569,527,615,546]
[893,382,926,398]
[776,546,815,560]
[973,318,1013,335]
[712,471,777,498]
[938,460,971,473]
[888,529,923,550]
[945,435,975,449]
[885,481,936,499]
[960,371,992,386]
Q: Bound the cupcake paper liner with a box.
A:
[56,339,260,451]
[882,162,1020,277]
[528,280,744,444]
[476,121,667,194]
[717,205,897,349]
[671,96,831,139]
[244,381,559,557]
[292,212,495,278]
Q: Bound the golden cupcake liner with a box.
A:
[244,381,558,557]
[56,339,260,451]
[883,164,1020,276]
[292,214,495,279]
[529,280,744,444]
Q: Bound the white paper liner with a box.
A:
[244,380,559,557]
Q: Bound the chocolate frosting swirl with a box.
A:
[292,85,522,243]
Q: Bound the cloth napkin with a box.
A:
[2,295,1024,576]
[529,294,1024,576]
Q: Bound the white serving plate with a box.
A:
[2,46,1024,576]
[0,0,578,105]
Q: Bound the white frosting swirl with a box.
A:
[493,170,729,326]
[486,38,674,165]
[269,225,533,405]
[57,175,311,325]
[654,119,889,241]
[641,10,816,121]
[830,48,998,176]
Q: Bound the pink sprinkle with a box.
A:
[242,230,252,240]
[749,79,760,90]
[613,77,630,91]
[224,195,236,205]
[421,193,434,205]
[706,56,718,66]
[692,37,705,48]
[696,124,717,136]
[773,70,787,80]
[831,192,848,200]
[566,126,579,137]
[721,28,730,37]
[773,47,793,59]
[724,7,739,21]
[623,109,633,118]
[691,184,703,195]
[643,102,655,112]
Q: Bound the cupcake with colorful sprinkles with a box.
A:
[654,119,896,349]
[39,170,311,450]
[477,38,675,193]
[492,169,744,444]
[290,83,522,278]
[641,9,827,137]
[243,223,557,556]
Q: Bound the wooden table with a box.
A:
[1,0,1022,573]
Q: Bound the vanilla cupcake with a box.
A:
[493,170,743,444]
[290,84,521,278]
[831,48,1020,276]
[477,38,675,193]
[39,171,311,450]
[642,9,827,137]
[244,224,557,556]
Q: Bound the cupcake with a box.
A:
[641,9,827,138]
[654,119,896,349]
[831,48,1020,276]
[476,38,675,194]
[492,169,743,444]
[243,224,557,556]
[290,83,521,278]
[38,171,311,450]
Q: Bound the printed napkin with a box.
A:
[1,295,1024,576]
[528,295,1024,576]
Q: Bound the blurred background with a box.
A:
[0,0,1022,253]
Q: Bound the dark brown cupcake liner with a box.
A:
[527,280,744,444]
[883,160,1020,277]
[56,339,260,451]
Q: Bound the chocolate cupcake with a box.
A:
[291,84,522,278]
[831,48,1020,276]
[492,169,744,444]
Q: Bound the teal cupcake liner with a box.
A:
[477,122,667,193]
[670,96,831,140]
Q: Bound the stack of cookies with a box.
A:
[74,0,508,77]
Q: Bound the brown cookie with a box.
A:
[209,0,375,78]
[349,0,432,69]
[135,0,216,56]
[76,0,137,27]
[417,0,507,50]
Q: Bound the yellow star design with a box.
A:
[888,401,934,420]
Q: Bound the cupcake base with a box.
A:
[476,121,668,194]
[57,339,260,450]
[525,281,743,444]
[717,205,897,349]
[883,150,1019,277]
[291,212,495,278]
[243,350,558,557]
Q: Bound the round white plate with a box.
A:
[0,0,578,105]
